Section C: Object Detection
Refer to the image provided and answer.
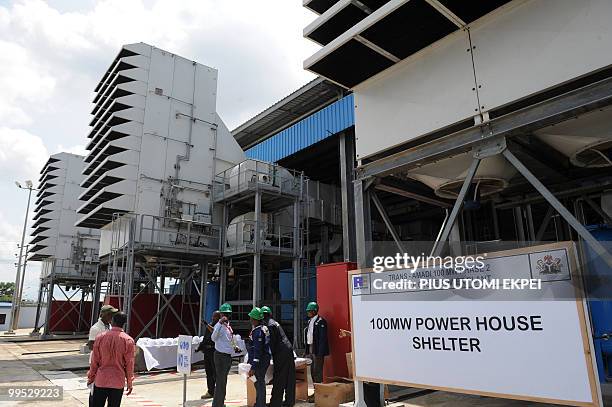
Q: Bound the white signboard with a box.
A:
[177,335,193,376]
[349,243,601,406]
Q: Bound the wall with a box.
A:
[353,0,612,159]
[0,304,47,331]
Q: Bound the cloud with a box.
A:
[0,127,49,182]
[0,0,318,132]
[0,40,56,126]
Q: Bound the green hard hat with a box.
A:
[219,303,233,313]
[248,307,264,321]
[306,301,319,312]
[260,306,272,315]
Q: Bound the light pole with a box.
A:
[13,245,29,330]
[5,180,35,335]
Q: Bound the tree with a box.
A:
[0,282,15,302]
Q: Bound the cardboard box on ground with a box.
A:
[315,377,354,407]
[314,352,356,407]
[346,353,353,379]
[247,364,309,406]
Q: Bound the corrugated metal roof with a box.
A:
[245,94,354,162]
[231,77,347,149]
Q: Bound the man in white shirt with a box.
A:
[87,304,118,406]
[211,303,239,407]
[88,305,118,351]
[304,302,328,384]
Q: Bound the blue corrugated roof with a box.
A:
[245,94,354,162]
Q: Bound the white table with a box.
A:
[136,336,246,371]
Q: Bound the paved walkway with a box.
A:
[1,331,609,406]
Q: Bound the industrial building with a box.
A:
[71,42,247,340]
[8,1,612,402]
[299,0,612,397]
[29,152,101,335]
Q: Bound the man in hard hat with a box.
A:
[305,302,328,384]
[262,306,295,407]
[196,310,221,399]
[247,307,271,407]
[211,303,238,407]
[87,304,118,351]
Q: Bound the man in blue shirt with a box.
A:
[247,307,271,407]
[211,303,238,407]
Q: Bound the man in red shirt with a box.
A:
[87,312,135,407]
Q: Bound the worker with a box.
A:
[86,304,118,406]
[196,310,221,399]
[247,307,271,407]
[304,302,328,384]
[211,303,239,407]
[262,305,295,407]
[87,304,118,351]
[87,312,135,407]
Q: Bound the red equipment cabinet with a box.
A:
[316,261,357,381]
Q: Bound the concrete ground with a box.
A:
[0,329,609,407]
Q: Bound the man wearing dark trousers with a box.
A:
[262,306,295,407]
[197,310,221,399]
[87,312,134,407]
[247,307,271,407]
[211,303,239,407]
[304,302,328,384]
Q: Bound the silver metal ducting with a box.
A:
[228,160,294,190]
[534,107,612,168]
[305,180,342,225]
[407,152,516,199]
[226,212,269,248]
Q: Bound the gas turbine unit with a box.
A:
[76,43,245,258]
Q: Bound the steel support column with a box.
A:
[340,132,357,261]
[503,149,612,268]
[353,177,374,407]
[156,268,165,336]
[91,265,102,328]
[253,190,262,306]
[198,262,208,336]
[42,276,54,337]
[354,179,373,268]
[514,207,526,243]
[30,281,44,335]
[526,205,536,241]
[491,203,500,240]
[431,158,481,256]
[292,200,302,348]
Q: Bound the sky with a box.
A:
[0,0,319,299]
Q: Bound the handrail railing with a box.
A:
[138,214,222,253]
[213,159,305,201]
